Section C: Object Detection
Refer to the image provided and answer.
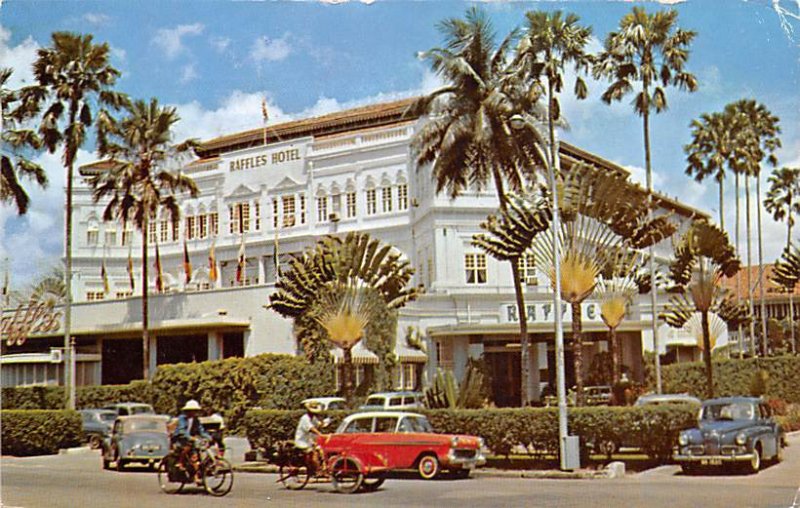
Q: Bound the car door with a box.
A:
[109,420,123,459]
[759,403,778,457]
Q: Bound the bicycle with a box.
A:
[157,438,234,497]
[273,440,383,494]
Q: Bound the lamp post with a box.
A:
[510,114,572,470]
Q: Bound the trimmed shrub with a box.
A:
[150,354,335,431]
[776,404,800,432]
[1,410,83,456]
[659,355,800,402]
[1,381,152,410]
[242,405,697,461]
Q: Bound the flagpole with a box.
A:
[3,257,10,308]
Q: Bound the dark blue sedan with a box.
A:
[674,397,785,474]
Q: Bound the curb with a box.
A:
[231,462,614,480]
[58,446,94,455]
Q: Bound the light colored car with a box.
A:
[102,402,155,416]
[331,411,485,479]
[301,397,347,411]
[359,392,424,411]
[634,394,702,407]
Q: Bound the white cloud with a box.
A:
[623,164,667,189]
[179,64,198,84]
[152,23,204,60]
[0,25,40,87]
[210,36,231,54]
[83,13,111,26]
[250,35,291,63]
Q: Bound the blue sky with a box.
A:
[2,0,799,291]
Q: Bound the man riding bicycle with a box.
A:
[294,400,328,471]
[172,399,211,484]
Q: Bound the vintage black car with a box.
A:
[674,397,785,474]
[102,415,170,471]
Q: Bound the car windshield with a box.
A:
[701,402,755,421]
[398,416,433,433]
[129,405,154,415]
[122,418,167,433]
[364,396,384,406]
[98,412,117,423]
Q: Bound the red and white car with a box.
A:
[321,411,485,479]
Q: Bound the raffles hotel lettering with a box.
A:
[228,148,301,171]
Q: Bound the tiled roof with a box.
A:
[721,264,800,300]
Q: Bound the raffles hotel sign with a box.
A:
[499,302,606,324]
[1,301,62,346]
[227,147,302,172]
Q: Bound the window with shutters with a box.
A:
[381,186,392,213]
[366,188,377,215]
[346,191,356,218]
[465,253,487,284]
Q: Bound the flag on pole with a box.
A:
[183,240,192,284]
[235,235,246,285]
[154,243,164,292]
[127,246,135,291]
[208,239,218,283]
[101,259,110,295]
[261,98,269,122]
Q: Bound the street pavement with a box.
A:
[2,435,800,508]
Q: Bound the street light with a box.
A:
[510,114,576,470]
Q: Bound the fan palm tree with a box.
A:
[684,111,739,231]
[662,220,748,398]
[410,7,548,405]
[771,245,800,352]
[727,100,781,356]
[530,166,677,405]
[13,32,126,407]
[765,167,799,252]
[1,68,47,215]
[28,266,66,307]
[595,249,650,385]
[89,98,197,380]
[269,232,419,403]
[593,6,698,393]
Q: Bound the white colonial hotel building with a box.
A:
[1,98,707,405]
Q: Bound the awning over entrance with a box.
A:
[394,342,428,363]
[330,342,379,364]
[20,315,251,340]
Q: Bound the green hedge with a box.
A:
[243,405,697,461]
[1,381,152,410]
[659,355,800,402]
[1,410,83,456]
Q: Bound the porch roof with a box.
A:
[426,320,651,338]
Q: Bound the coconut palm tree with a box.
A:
[727,100,781,356]
[765,167,800,253]
[771,245,800,352]
[14,32,126,408]
[1,68,47,215]
[410,7,548,405]
[530,165,677,405]
[662,220,748,398]
[269,232,419,403]
[89,98,197,380]
[593,6,698,393]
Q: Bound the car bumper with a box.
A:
[674,453,754,464]
[445,451,486,469]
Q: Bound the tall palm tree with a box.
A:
[1,68,47,215]
[270,232,419,403]
[727,100,781,356]
[410,7,547,406]
[530,165,676,404]
[771,245,800,352]
[766,166,800,350]
[14,32,126,408]
[663,220,748,398]
[765,167,800,253]
[89,98,197,380]
[684,111,738,231]
[593,6,698,393]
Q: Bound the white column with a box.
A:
[257,256,265,285]
[208,331,223,361]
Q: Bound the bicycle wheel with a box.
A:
[330,456,363,494]
[203,458,234,497]
[157,457,185,494]
[278,459,310,490]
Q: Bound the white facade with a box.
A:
[2,99,703,403]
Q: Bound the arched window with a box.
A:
[364,178,377,216]
[396,174,408,211]
[316,186,328,222]
[380,175,393,213]
[345,179,357,218]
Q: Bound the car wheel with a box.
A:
[745,444,761,474]
[680,463,696,475]
[102,456,111,470]
[88,435,103,450]
[361,475,386,492]
[417,454,440,480]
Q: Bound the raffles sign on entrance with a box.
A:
[499,302,603,324]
